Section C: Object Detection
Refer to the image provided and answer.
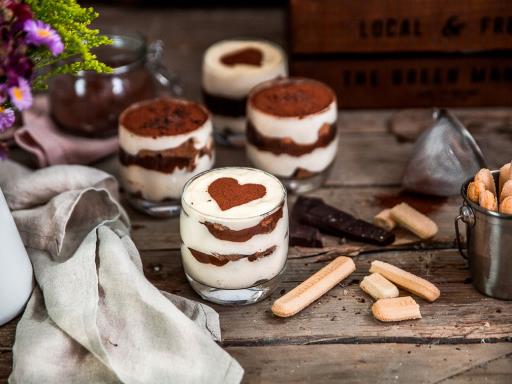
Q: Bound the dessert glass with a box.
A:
[49,30,182,137]
[180,167,288,305]
[201,39,287,147]
[246,77,338,194]
[119,98,215,217]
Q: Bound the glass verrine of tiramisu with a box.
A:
[119,98,215,217]
[180,167,288,305]
[246,77,338,193]
[202,39,287,147]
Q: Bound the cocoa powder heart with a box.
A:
[208,177,266,211]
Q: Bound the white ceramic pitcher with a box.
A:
[0,187,34,326]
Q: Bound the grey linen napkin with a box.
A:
[0,160,243,384]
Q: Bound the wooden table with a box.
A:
[1,4,512,383]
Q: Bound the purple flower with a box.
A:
[0,106,15,133]
[23,19,63,56]
[8,78,32,110]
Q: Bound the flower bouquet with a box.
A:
[0,0,110,158]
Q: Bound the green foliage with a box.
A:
[26,0,112,89]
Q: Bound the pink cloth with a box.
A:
[14,97,118,168]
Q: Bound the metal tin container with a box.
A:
[455,170,512,300]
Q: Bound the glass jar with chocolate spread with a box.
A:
[49,30,182,138]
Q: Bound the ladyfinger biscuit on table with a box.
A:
[500,196,512,215]
[499,162,512,193]
[372,296,421,322]
[475,168,497,196]
[373,209,397,231]
[271,256,356,318]
[499,180,512,203]
[360,273,399,300]
[389,203,438,239]
[479,190,498,212]
[467,181,486,204]
[369,260,440,302]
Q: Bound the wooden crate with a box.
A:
[291,54,512,109]
[289,0,512,54]
[289,0,512,108]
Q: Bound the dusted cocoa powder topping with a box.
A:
[220,47,263,67]
[120,98,209,137]
[208,177,266,211]
[250,79,334,117]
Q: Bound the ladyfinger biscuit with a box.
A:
[499,180,512,203]
[499,162,512,193]
[373,209,397,231]
[271,256,356,318]
[369,260,440,302]
[360,273,399,300]
[372,296,421,322]
[467,181,486,204]
[389,203,438,239]
[474,168,496,195]
[500,196,512,215]
[479,190,497,212]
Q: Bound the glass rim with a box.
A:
[181,166,287,221]
[74,29,148,76]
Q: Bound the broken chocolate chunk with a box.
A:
[290,196,323,247]
[294,196,395,246]
[290,223,323,247]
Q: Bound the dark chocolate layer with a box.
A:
[247,122,337,156]
[202,205,283,242]
[119,138,213,174]
[188,245,277,266]
[202,89,246,118]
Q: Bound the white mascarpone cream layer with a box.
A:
[202,40,287,99]
[247,100,337,145]
[181,243,287,289]
[120,152,214,201]
[181,203,288,254]
[246,136,338,178]
[119,119,213,156]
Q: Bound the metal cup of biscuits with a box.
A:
[455,166,512,300]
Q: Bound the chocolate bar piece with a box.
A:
[290,196,323,247]
[295,196,395,246]
[290,223,323,247]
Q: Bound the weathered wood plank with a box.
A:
[443,351,512,384]
[121,249,512,345]
[228,343,512,384]
[4,248,509,349]
[1,344,510,384]
[0,350,13,384]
